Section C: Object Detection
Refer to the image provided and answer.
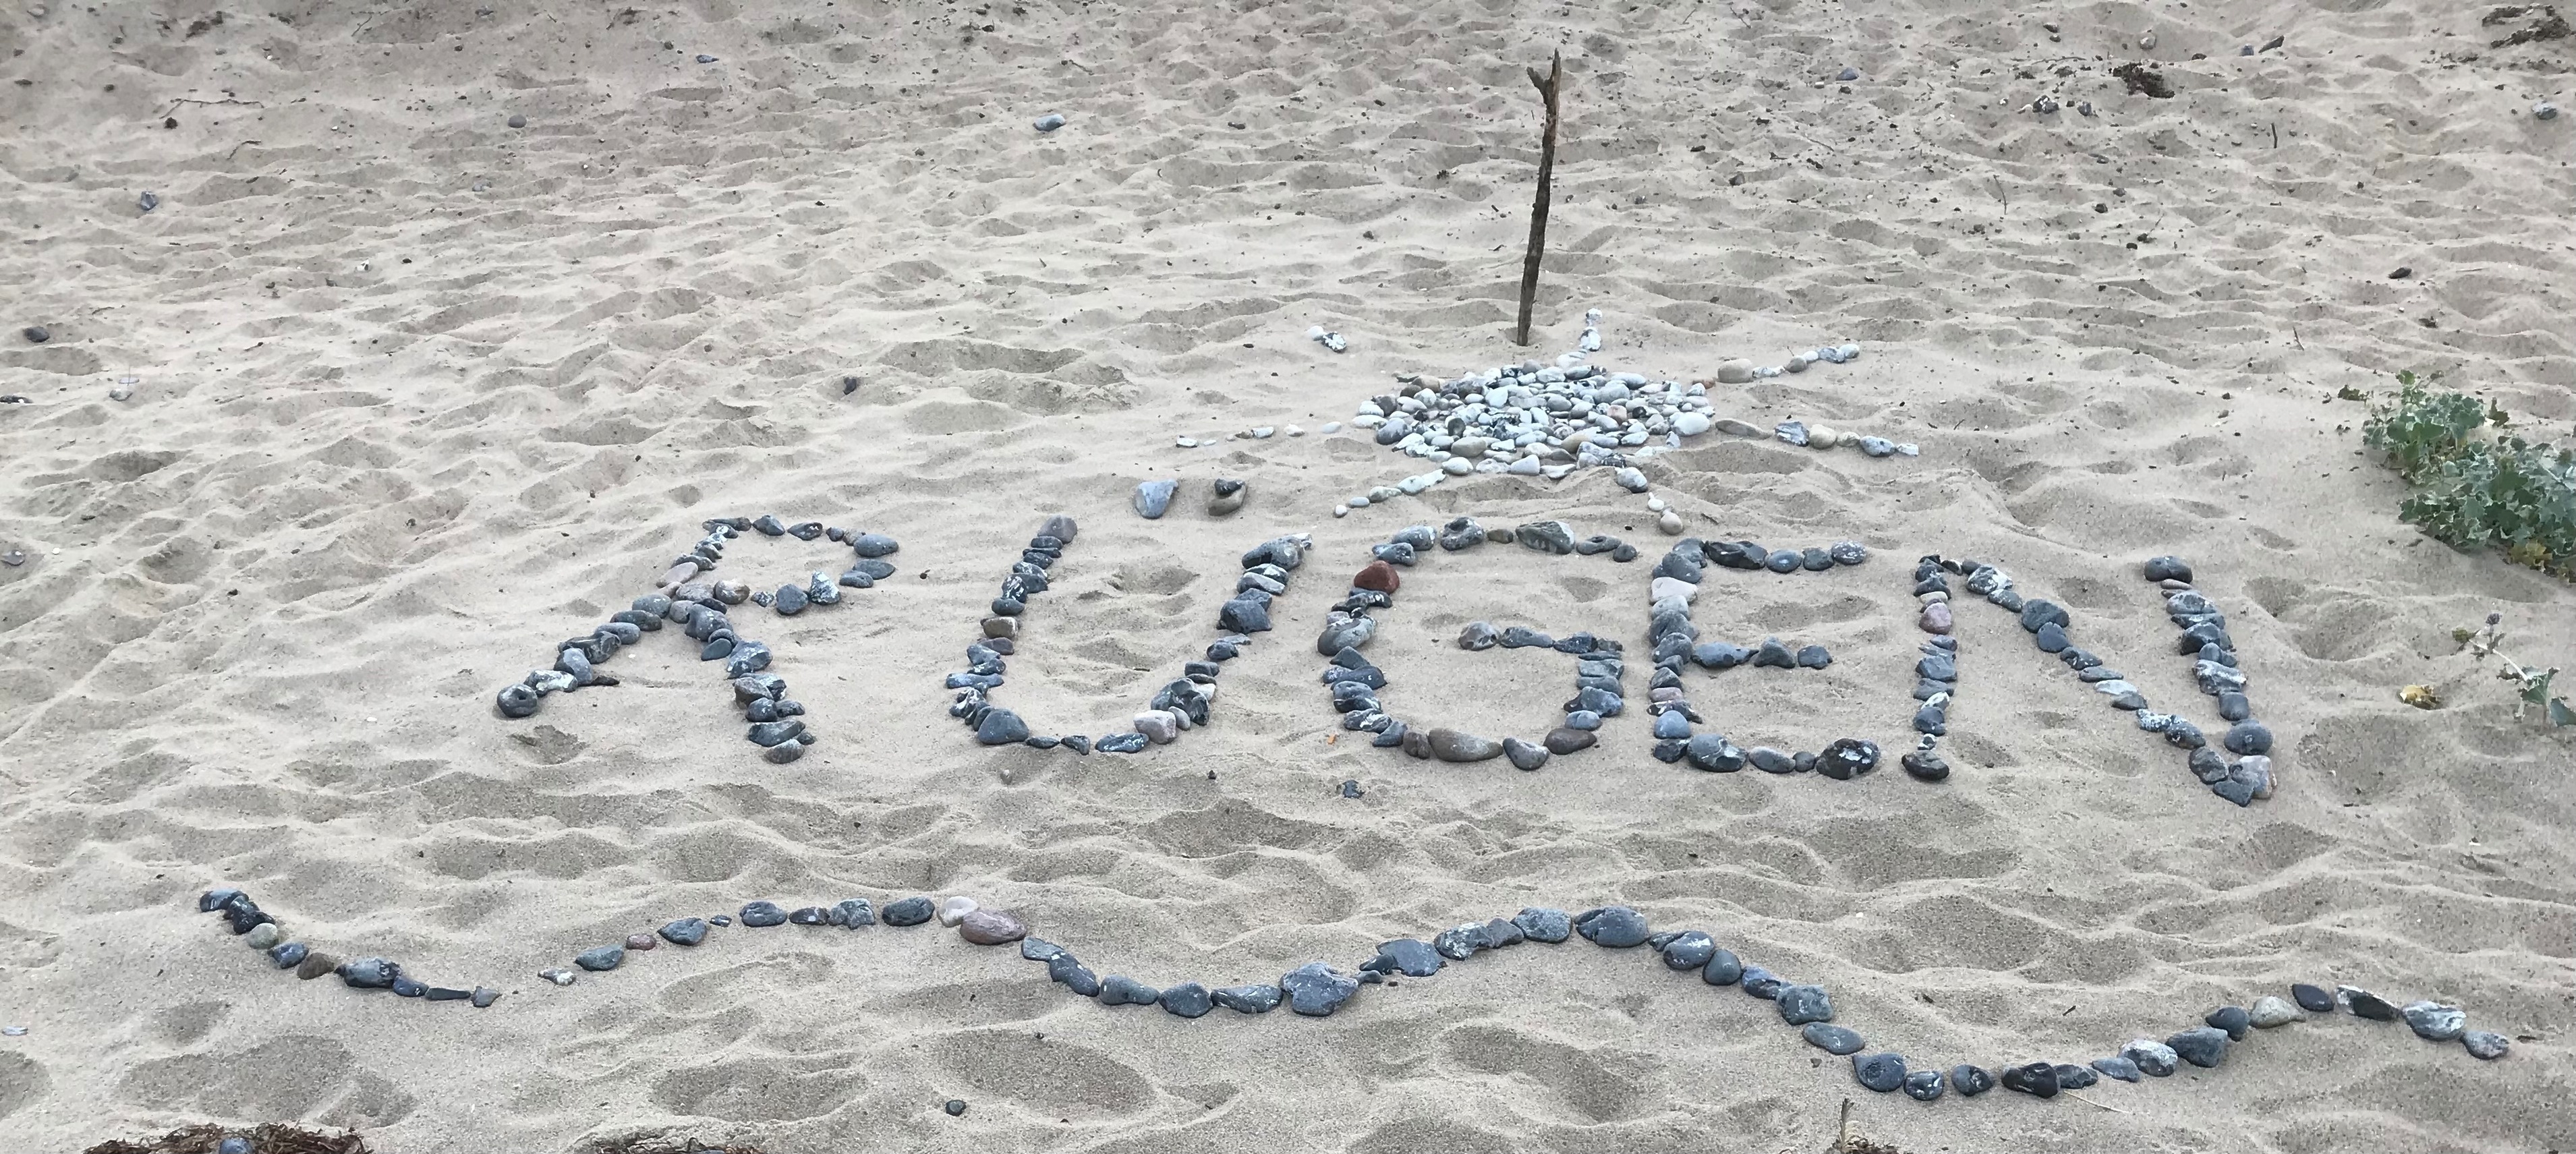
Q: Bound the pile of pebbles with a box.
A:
[1319,517,1639,768]
[1920,552,2274,805]
[952,515,1313,754]
[1641,536,1885,776]
[194,888,498,1008]
[1337,311,1914,518]
[492,514,899,763]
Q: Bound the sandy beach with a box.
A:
[3,1,2573,1151]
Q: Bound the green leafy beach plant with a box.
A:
[2456,615,2574,728]
[2362,371,2576,581]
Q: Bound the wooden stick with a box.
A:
[1833,1097,1854,1153]
[2062,1090,2134,1114]
[1513,50,1564,347]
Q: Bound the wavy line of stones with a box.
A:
[191,890,2513,1098]
[946,515,1316,755]
[1338,311,1914,522]
[488,514,903,764]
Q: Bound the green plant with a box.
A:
[2458,614,2573,728]
[2363,371,2576,579]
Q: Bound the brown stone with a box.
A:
[296,952,340,980]
[625,933,658,951]
[1920,602,1954,635]
[958,909,1028,946]
[1353,560,1400,593]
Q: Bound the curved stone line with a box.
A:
[946,515,1315,754]
[1317,515,1649,769]
[192,888,2513,1101]
[489,514,900,764]
[1336,312,1908,519]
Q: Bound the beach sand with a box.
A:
[3,1,2573,1151]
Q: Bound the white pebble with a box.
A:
[1176,436,1198,448]
[1251,426,1275,439]
[1321,422,1342,434]
[2538,102,2560,121]
[1285,424,1305,436]
[1334,504,1350,517]
[938,896,979,926]
[1657,511,1684,535]
[1646,496,1667,512]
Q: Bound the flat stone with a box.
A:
[660,918,710,946]
[1502,737,1551,770]
[1133,479,1178,519]
[1902,1069,1945,1101]
[1804,1024,1864,1054]
[1775,984,1833,1025]
[2121,1038,2179,1076]
[739,901,789,927]
[2249,995,2301,1027]
[1657,931,1716,970]
[1098,975,1162,1006]
[959,910,1028,945]
[1369,940,1444,977]
[1573,906,1650,947]
[2341,985,2399,1020]
[1213,985,1283,1014]
[1999,1060,2059,1098]
[2205,1004,2252,1039]
[1513,907,1572,943]
[1279,962,1361,1016]
[2292,983,2336,1013]
[2166,1026,2231,1068]
[1853,1052,1907,1093]
[1701,948,1742,985]
[1048,955,1101,996]
[2053,1063,2099,1090]
[1428,728,1502,762]
[2402,1000,2466,1041]
[1950,1064,1995,1096]
[1161,982,1215,1018]
[2463,1030,2511,1060]
[2090,1056,2142,1083]
[575,944,625,971]
[882,896,936,926]
[295,952,341,980]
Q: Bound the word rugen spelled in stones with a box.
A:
[490,514,898,763]
[950,515,1312,755]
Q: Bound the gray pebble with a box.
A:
[1853,1052,1907,1092]
[1804,1023,1864,1054]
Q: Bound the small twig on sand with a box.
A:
[1514,49,1564,347]
[2271,122,2280,148]
[159,96,263,116]
[2063,1091,2134,1114]
[225,140,262,161]
[1989,175,2009,214]
[1834,1098,1855,1153]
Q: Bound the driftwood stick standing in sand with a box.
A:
[1514,50,1564,347]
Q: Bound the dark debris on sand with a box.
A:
[581,1134,767,1154]
[2113,63,2175,98]
[86,1123,370,1154]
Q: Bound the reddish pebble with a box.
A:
[1920,602,1953,635]
[625,933,658,951]
[958,909,1028,945]
[1354,560,1400,593]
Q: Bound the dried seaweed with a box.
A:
[86,1123,368,1154]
